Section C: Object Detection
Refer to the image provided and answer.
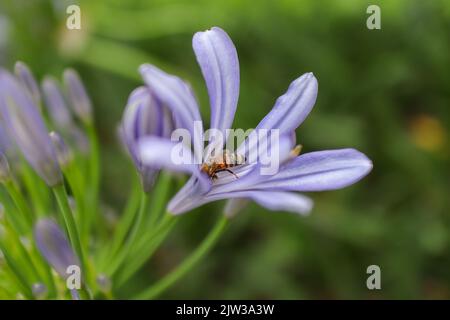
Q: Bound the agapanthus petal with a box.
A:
[138,135,210,191]
[42,76,73,129]
[0,70,62,186]
[122,86,161,167]
[139,64,204,161]
[34,219,78,278]
[193,27,239,141]
[252,148,373,192]
[233,191,313,215]
[237,72,317,157]
[63,69,92,124]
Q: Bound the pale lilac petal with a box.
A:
[34,219,79,278]
[240,191,313,215]
[223,198,249,217]
[193,27,239,139]
[237,73,317,156]
[252,148,373,191]
[168,188,312,215]
[138,136,210,191]
[209,134,296,193]
[167,176,205,214]
[122,86,161,166]
[139,64,204,160]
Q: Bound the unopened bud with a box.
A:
[32,283,47,299]
[63,69,92,124]
[49,132,73,168]
[96,274,112,293]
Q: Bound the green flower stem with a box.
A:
[52,184,90,289]
[4,180,33,230]
[63,163,88,245]
[0,238,33,299]
[0,190,28,235]
[86,122,100,207]
[114,214,177,288]
[106,191,149,276]
[97,176,141,269]
[29,243,57,298]
[3,221,41,284]
[144,172,172,230]
[20,164,48,218]
[134,215,229,300]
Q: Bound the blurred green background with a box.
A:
[1,0,449,299]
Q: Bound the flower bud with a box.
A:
[63,69,92,124]
[96,274,112,293]
[42,76,72,129]
[0,70,63,186]
[49,131,73,168]
[34,219,78,278]
[32,283,47,299]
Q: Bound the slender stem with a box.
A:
[114,214,177,288]
[97,178,140,269]
[144,172,172,230]
[5,180,33,230]
[0,238,34,299]
[134,215,228,300]
[84,122,100,238]
[52,184,89,287]
[20,164,48,218]
[106,191,149,276]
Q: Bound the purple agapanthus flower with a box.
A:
[0,68,62,186]
[121,86,174,191]
[135,27,372,215]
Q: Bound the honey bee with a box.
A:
[201,150,246,180]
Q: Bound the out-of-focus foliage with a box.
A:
[1,0,449,299]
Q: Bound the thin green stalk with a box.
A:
[5,180,33,230]
[0,239,34,299]
[52,184,89,288]
[63,163,88,245]
[20,164,48,218]
[3,222,40,284]
[144,172,172,230]
[105,191,149,276]
[97,178,141,269]
[134,215,229,300]
[114,215,177,288]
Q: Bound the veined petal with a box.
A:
[122,86,161,166]
[138,136,210,190]
[209,133,296,193]
[237,72,317,156]
[253,148,373,192]
[193,27,239,140]
[139,64,204,160]
[168,187,312,216]
[240,191,313,215]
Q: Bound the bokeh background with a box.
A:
[1,0,449,299]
